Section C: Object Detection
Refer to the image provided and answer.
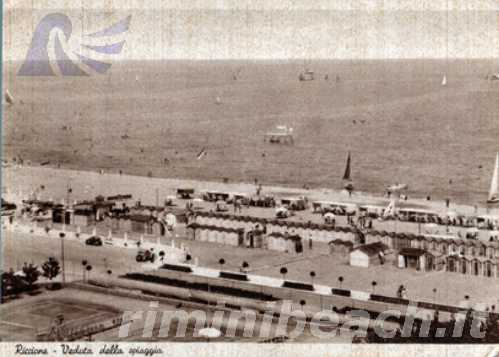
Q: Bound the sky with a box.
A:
[4,0,499,60]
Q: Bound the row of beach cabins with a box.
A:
[7,191,499,278]
[183,188,499,233]
[189,211,499,279]
[19,195,182,237]
[14,185,499,237]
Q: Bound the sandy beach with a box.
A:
[2,165,492,217]
[3,165,499,309]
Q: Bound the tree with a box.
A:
[86,265,93,281]
[280,267,288,280]
[241,261,249,273]
[22,263,40,290]
[219,258,225,270]
[42,257,61,289]
[81,260,88,281]
[299,300,306,311]
[310,271,316,285]
[159,251,165,262]
[371,281,377,293]
[1,269,16,300]
[338,276,344,289]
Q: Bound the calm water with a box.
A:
[3,59,499,204]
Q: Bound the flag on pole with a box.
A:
[196,148,207,160]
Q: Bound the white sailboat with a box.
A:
[487,153,499,203]
[441,75,447,86]
[4,89,14,105]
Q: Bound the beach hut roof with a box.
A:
[354,242,388,256]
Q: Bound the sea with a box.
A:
[3,59,499,205]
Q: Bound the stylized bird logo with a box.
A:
[18,13,131,76]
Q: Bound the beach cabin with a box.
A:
[397,248,445,272]
[476,215,499,230]
[266,232,303,254]
[51,205,71,224]
[359,205,385,219]
[245,228,265,248]
[315,201,357,216]
[280,197,307,211]
[249,195,275,208]
[397,208,439,223]
[186,223,244,247]
[349,242,388,268]
[72,208,95,227]
[201,190,230,202]
[176,188,195,199]
[229,193,250,205]
[130,214,155,234]
[328,239,354,255]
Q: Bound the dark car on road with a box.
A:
[136,249,156,263]
[85,236,103,246]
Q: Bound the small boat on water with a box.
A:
[299,70,314,81]
[487,153,499,203]
[264,125,294,144]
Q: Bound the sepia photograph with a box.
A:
[2,1,499,356]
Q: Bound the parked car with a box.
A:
[136,249,156,263]
[85,236,103,246]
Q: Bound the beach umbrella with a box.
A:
[198,327,222,339]
[275,206,287,213]
[387,183,408,193]
[197,325,216,338]
[166,195,176,203]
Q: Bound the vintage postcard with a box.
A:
[1,0,499,356]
